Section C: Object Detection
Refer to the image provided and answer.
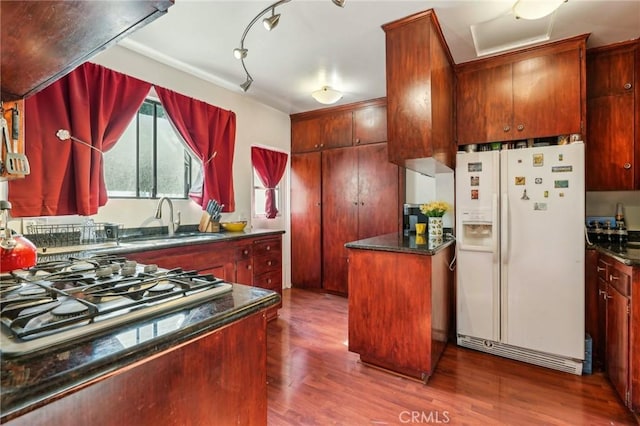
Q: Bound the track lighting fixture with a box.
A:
[233,0,346,91]
[263,8,281,31]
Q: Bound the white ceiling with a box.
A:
[118,0,640,115]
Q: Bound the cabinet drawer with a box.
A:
[254,269,282,292]
[253,254,281,276]
[609,268,631,297]
[254,239,281,257]
[236,244,252,260]
[596,259,609,281]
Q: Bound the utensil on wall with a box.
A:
[1,114,30,175]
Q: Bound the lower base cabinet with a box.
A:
[5,311,268,426]
[589,251,639,412]
[347,245,452,382]
[127,233,283,320]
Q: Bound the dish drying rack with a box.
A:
[25,222,121,248]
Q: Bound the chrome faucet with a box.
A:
[154,197,181,236]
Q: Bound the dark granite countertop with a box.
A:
[587,243,640,267]
[0,284,280,423]
[345,232,455,255]
[36,228,285,260]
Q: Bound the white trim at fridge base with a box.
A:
[456,335,584,375]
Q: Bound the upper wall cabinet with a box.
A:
[0,1,173,101]
[586,39,639,191]
[290,99,387,153]
[382,10,455,171]
[456,35,588,146]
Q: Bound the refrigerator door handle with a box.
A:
[492,193,499,264]
[502,192,509,264]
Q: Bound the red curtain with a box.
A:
[251,146,288,219]
[155,87,236,212]
[8,63,151,217]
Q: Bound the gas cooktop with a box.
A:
[0,254,232,357]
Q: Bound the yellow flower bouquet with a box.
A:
[419,201,451,217]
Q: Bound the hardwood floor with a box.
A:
[267,288,637,425]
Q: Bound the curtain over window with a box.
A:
[155,87,236,212]
[8,63,151,216]
[251,146,288,219]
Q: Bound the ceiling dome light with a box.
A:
[263,8,281,30]
[513,0,567,20]
[312,86,343,105]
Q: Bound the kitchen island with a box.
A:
[346,233,455,382]
[1,283,279,425]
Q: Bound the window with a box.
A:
[104,99,199,198]
[252,169,281,217]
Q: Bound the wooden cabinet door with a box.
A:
[587,94,635,190]
[290,152,322,288]
[588,48,636,98]
[291,118,323,153]
[235,244,253,285]
[291,111,352,153]
[606,283,630,405]
[456,63,513,145]
[357,143,399,239]
[322,148,358,294]
[512,48,583,139]
[353,104,387,145]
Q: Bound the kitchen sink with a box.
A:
[120,232,224,247]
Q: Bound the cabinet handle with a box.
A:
[243,249,249,255]
[360,202,364,206]
[623,163,631,170]
[314,144,319,148]
[610,274,619,281]
[517,124,524,131]
[266,245,271,251]
[320,143,324,148]
[247,265,252,270]
[503,125,510,132]
[353,201,358,205]
[596,266,605,272]
[267,260,273,266]
[267,278,272,284]
[599,289,608,300]
[355,138,361,144]
[624,82,632,90]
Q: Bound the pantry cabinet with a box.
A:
[290,99,387,153]
[322,143,400,295]
[456,34,587,146]
[290,152,322,289]
[291,100,402,296]
[586,40,639,190]
[383,10,455,171]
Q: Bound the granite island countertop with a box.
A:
[0,284,280,423]
[345,232,455,255]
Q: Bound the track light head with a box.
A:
[233,47,248,59]
[332,0,346,7]
[263,8,281,30]
[240,78,253,92]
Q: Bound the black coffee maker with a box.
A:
[403,204,429,236]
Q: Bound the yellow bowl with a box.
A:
[220,221,247,232]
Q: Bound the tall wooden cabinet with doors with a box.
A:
[290,98,402,295]
[586,39,639,190]
[588,252,640,412]
[455,34,588,146]
[382,9,455,171]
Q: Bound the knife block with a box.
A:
[198,212,220,233]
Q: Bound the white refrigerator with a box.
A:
[455,142,585,375]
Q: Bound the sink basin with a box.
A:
[120,232,223,246]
